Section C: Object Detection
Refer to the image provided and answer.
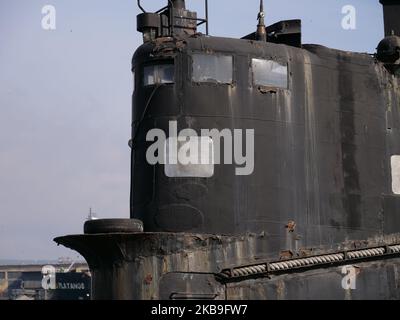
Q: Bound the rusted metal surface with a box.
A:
[219,242,400,281]
[55,233,400,300]
[56,0,400,300]
[56,233,245,300]
[285,221,296,233]
[225,257,400,300]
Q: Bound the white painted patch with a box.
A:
[164,136,214,178]
[391,156,400,194]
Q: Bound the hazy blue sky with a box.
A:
[0,0,384,260]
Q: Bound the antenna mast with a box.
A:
[87,207,98,221]
[256,0,267,41]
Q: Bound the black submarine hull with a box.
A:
[55,232,400,300]
[56,36,400,299]
[56,0,400,300]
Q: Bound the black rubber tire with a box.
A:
[84,219,144,235]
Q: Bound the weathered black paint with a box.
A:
[55,0,400,300]
[130,36,399,250]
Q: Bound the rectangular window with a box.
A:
[192,54,233,84]
[0,272,5,280]
[252,58,288,89]
[144,63,174,86]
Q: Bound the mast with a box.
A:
[256,0,267,41]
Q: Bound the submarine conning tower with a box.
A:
[54,0,400,300]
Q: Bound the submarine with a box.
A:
[56,0,400,299]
